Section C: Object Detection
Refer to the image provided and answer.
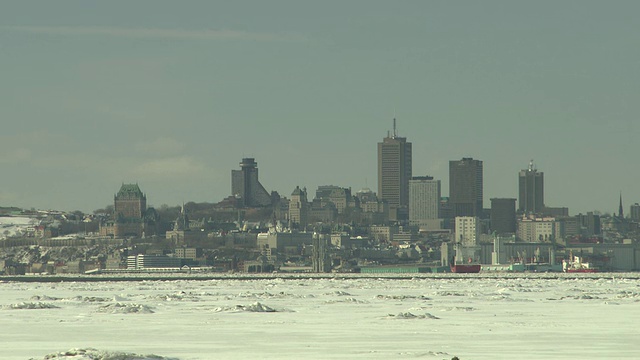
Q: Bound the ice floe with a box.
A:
[35,347,178,359]
[96,303,154,314]
[385,312,440,319]
[212,302,277,313]
[4,302,60,310]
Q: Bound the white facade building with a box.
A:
[517,216,558,242]
[409,177,441,226]
[455,216,479,246]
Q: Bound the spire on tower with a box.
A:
[393,118,397,138]
[619,192,624,218]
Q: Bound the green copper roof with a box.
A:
[116,183,145,198]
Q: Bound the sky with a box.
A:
[1,1,639,214]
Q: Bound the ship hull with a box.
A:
[450,264,481,273]
[566,268,598,273]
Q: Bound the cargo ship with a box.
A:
[450,256,481,273]
[562,255,598,273]
[450,263,482,273]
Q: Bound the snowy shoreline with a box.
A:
[2,271,640,282]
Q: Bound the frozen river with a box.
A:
[1,274,639,359]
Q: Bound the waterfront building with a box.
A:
[231,158,272,207]
[127,254,181,270]
[174,247,202,261]
[518,160,544,214]
[490,198,516,235]
[312,233,331,272]
[378,119,412,220]
[257,231,313,255]
[449,158,483,217]
[409,176,441,227]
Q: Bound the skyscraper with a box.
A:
[409,176,441,225]
[630,203,640,222]
[377,119,412,220]
[231,158,272,207]
[518,160,544,214]
[490,198,516,235]
[449,158,483,217]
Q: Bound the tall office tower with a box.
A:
[490,198,516,235]
[377,119,412,220]
[630,203,640,222]
[409,176,441,226]
[231,158,272,207]
[449,158,483,217]
[518,160,544,214]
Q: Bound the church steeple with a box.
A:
[619,192,624,219]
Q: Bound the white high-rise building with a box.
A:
[409,176,441,226]
[455,216,480,246]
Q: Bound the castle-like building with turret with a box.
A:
[99,183,158,238]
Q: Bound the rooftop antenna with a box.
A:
[528,159,534,171]
[393,117,397,138]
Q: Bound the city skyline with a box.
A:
[1,1,639,214]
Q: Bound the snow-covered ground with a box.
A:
[0,216,38,240]
[1,274,638,359]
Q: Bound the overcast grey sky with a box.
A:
[1,1,639,214]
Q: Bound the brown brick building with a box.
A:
[100,183,155,238]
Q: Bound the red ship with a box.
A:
[450,256,481,273]
[565,268,598,273]
[450,264,482,273]
[563,255,598,273]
